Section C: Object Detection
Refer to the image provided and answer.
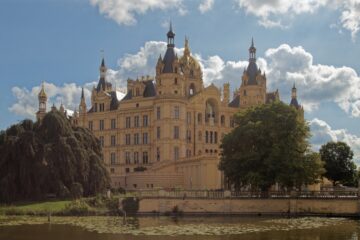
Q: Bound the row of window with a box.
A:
[125,115,149,128]
[125,133,149,145]
[89,119,116,131]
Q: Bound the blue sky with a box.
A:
[1,0,360,161]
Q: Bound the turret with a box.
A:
[36,82,47,121]
[96,57,112,92]
[79,87,87,114]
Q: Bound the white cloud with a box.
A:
[89,0,186,25]
[199,0,214,14]
[234,0,360,40]
[309,118,360,163]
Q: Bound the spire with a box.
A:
[184,36,190,56]
[249,37,256,62]
[97,55,111,92]
[291,82,297,99]
[290,83,300,109]
[81,87,85,99]
[166,21,175,47]
[38,82,47,99]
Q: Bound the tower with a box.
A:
[79,87,87,127]
[289,83,304,118]
[36,82,47,121]
[96,57,112,92]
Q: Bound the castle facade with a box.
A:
[37,26,303,190]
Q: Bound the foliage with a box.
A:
[0,200,71,216]
[70,183,84,199]
[320,141,357,186]
[0,111,110,203]
[121,197,139,215]
[63,200,91,216]
[219,102,324,191]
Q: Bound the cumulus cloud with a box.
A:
[89,0,186,25]
[310,118,360,163]
[234,0,360,40]
[199,0,214,14]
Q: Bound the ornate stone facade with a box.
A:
[37,26,303,190]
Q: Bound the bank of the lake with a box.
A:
[0,215,359,240]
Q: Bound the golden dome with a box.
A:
[180,37,201,70]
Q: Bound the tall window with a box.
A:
[88,121,93,131]
[186,112,191,124]
[174,126,179,139]
[134,133,140,145]
[143,152,149,164]
[94,103,98,112]
[186,130,191,143]
[99,103,105,112]
[125,117,131,128]
[143,115,148,127]
[221,115,225,126]
[210,131,213,143]
[125,152,131,164]
[134,152,139,164]
[174,106,180,119]
[174,78,178,85]
[110,152,116,165]
[134,116,140,127]
[205,131,209,143]
[99,120,104,130]
[198,131,202,142]
[99,136,104,147]
[157,127,161,139]
[197,113,202,124]
[156,147,160,161]
[174,146,179,160]
[143,132,148,144]
[111,119,116,129]
[214,132,218,144]
[125,134,131,145]
[110,135,116,146]
[156,107,161,120]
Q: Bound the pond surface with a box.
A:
[0,216,359,240]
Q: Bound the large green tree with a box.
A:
[319,141,356,186]
[219,102,324,191]
[0,111,110,203]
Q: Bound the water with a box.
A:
[0,216,359,240]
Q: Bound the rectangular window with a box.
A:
[110,152,116,165]
[214,132,218,144]
[174,106,180,119]
[88,121,93,131]
[134,133,140,145]
[99,120,104,130]
[174,126,179,139]
[156,147,160,161]
[174,146,179,160]
[125,152,131,164]
[143,151,149,164]
[99,103,105,112]
[125,134,131,145]
[205,131,209,143]
[125,117,131,128]
[143,132,148,145]
[134,152,139,164]
[186,130,191,143]
[111,119,116,129]
[156,107,161,120]
[210,131,213,143]
[157,127,161,139]
[94,103,98,112]
[99,136,104,147]
[111,135,116,146]
[134,116,140,128]
[187,112,191,124]
[143,115,148,127]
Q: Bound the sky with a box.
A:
[1,0,360,162]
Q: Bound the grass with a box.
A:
[0,200,71,215]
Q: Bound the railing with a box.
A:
[122,190,360,199]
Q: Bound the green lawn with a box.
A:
[0,200,71,215]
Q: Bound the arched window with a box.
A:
[189,83,195,96]
[205,99,218,123]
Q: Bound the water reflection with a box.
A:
[0,216,359,240]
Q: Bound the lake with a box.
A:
[0,216,358,240]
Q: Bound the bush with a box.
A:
[70,183,83,199]
[63,200,90,216]
[121,197,139,215]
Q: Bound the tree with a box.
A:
[219,102,324,191]
[320,141,356,186]
[0,111,110,203]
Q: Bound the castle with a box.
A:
[36,25,303,190]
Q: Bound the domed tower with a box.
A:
[179,37,203,97]
[238,38,266,108]
[36,82,47,121]
[155,22,183,96]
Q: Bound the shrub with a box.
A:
[63,200,90,216]
[121,197,139,215]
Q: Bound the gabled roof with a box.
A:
[121,80,157,101]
